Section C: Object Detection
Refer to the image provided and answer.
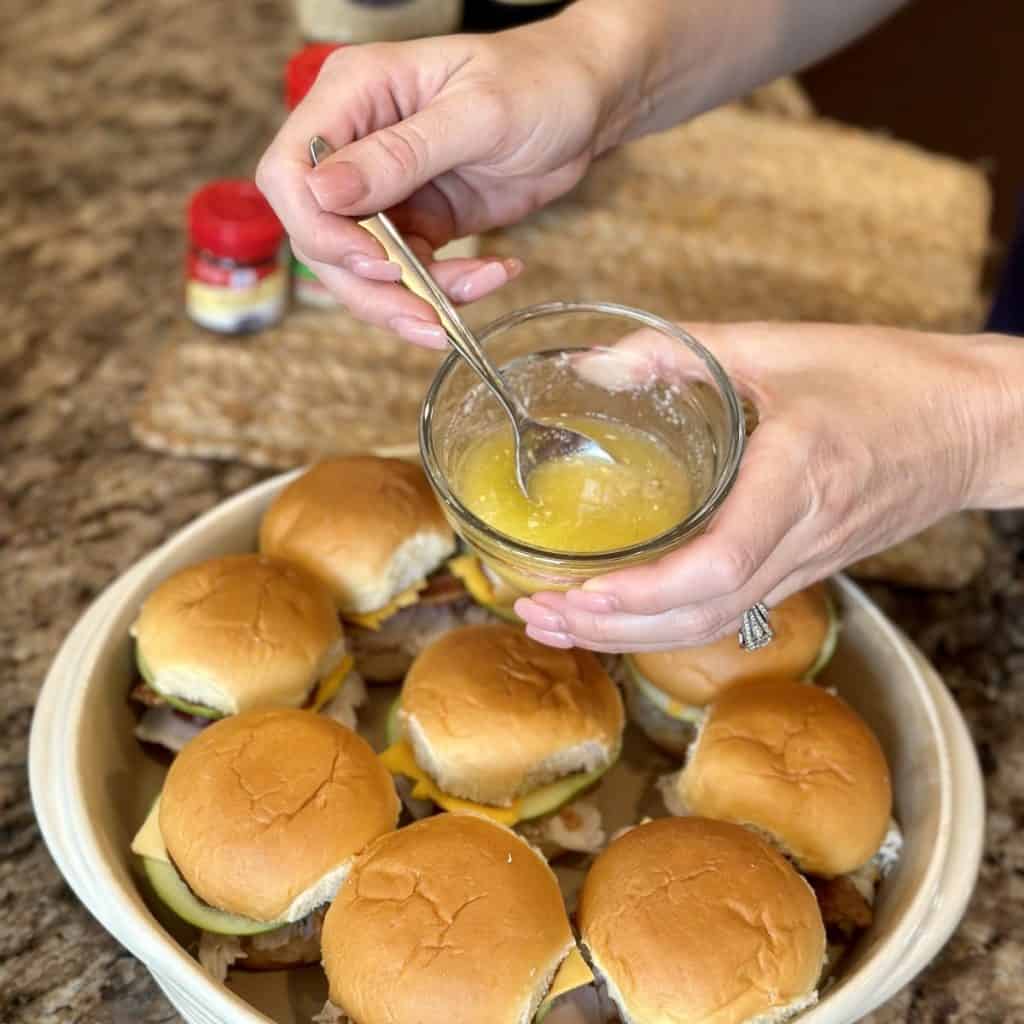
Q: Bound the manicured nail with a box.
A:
[308,160,368,208]
[565,589,618,613]
[449,261,510,302]
[526,608,567,633]
[388,316,449,348]
[525,626,574,649]
[343,253,401,281]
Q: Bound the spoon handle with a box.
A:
[308,136,524,426]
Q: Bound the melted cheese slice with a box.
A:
[538,949,594,1016]
[343,581,426,631]
[379,739,521,825]
[131,798,170,864]
[447,554,496,606]
[311,655,354,712]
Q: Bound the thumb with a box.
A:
[306,99,487,216]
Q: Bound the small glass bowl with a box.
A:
[419,301,745,594]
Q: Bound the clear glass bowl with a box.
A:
[419,301,745,593]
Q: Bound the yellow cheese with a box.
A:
[379,739,521,826]
[130,797,170,864]
[311,655,355,712]
[344,581,426,631]
[447,554,496,606]
[538,948,594,1015]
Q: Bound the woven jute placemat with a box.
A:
[133,85,991,472]
[133,311,443,466]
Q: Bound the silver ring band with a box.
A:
[739,602,774,651]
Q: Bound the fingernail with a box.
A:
[526,608,567,633]
[388,316,449,348]
[308,161,368,209]
[343,253,401,281]
[503,258,524,279]
[565,589,618,613]
[525,626,573,649]
[449,261,510,302]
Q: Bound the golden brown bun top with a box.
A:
[631,584,832,707]
[134,554,342,712]
[679,680,892,876]
[400,624,624,804]
[258,457,455,613]
[160,709,399,922]
[579,817,825,1024]
[322,814,574,1024]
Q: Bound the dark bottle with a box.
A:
[461,1,570,32]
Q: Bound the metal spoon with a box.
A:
[309,135,614,500]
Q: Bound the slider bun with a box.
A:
[160,709,399,923]
[677,680,892,876]
[399,624,624,806]
[133,554,343,715]
[579,817,825,1024]
[321,814,574,1024]
[259,457,455,614]
[630,584,832,707]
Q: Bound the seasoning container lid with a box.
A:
[188,181,284,264]
[285,43,342,110]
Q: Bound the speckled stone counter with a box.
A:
[1,1,1021,1022]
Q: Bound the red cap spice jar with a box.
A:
[285,45,344,309]
[186,180,288,334]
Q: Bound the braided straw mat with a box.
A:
[133,84,991,470]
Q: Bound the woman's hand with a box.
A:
[515,324,1017,652]
[256,23,630,347]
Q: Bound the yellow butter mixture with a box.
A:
[455,416,694,552]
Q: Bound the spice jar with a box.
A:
[295,0,463,43]
[186,181,288,334]
[284,42,479,309]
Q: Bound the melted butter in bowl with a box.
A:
[419,302,745,593]
[456,415,695,554]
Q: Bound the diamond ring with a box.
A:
[738,603,774,651]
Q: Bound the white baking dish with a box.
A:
[29,470,985,1024]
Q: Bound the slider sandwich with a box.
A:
[380,623,625,857]
[663,679,902,951]
[131,709,399,981]
[576,817,826,1024]
[623,583,837,755]
[259,456,491,682]
[317,813,594,1024]
[130,554,363,753]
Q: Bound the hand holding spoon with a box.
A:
[309,135,614,500]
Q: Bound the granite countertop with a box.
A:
[2,1,1022,1022]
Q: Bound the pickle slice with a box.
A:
[142,857,281,936]
[516,766,609,822]
[385,697,402,747]
[805,594,841,680]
